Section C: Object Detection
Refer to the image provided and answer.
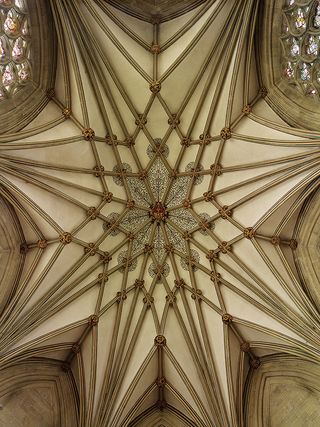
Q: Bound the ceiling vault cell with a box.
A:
[0,0,319,426]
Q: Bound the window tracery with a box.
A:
[0,0,31,100]
[281,0,320,97]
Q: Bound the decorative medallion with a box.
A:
[107,141,207,277]
[149,201,168,222]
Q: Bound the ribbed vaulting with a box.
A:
[0,1,319,426]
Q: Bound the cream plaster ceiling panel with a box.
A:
[0,0,319,426]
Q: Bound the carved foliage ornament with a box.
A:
[103,191,113,202]
[37,239,47,249]
[244,227,256,239]
[82,128,95,140]
[100,252,112,263]
[88,314,99,326]
[149,80,161,93]
[59,232,72,244]
[220,127,231,140]
[222,313,233,324]
[62,107,71,118]
[219,205,232,219]
[150,44,161,54]
[154,335,166,346]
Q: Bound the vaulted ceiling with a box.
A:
[0,0,319,426]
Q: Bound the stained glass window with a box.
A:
[281,0,320,97]
[0,0,31,100]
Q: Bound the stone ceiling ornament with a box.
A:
[106,141,209,275]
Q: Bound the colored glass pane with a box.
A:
[281,0,320,97]
[0,0,31,99]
